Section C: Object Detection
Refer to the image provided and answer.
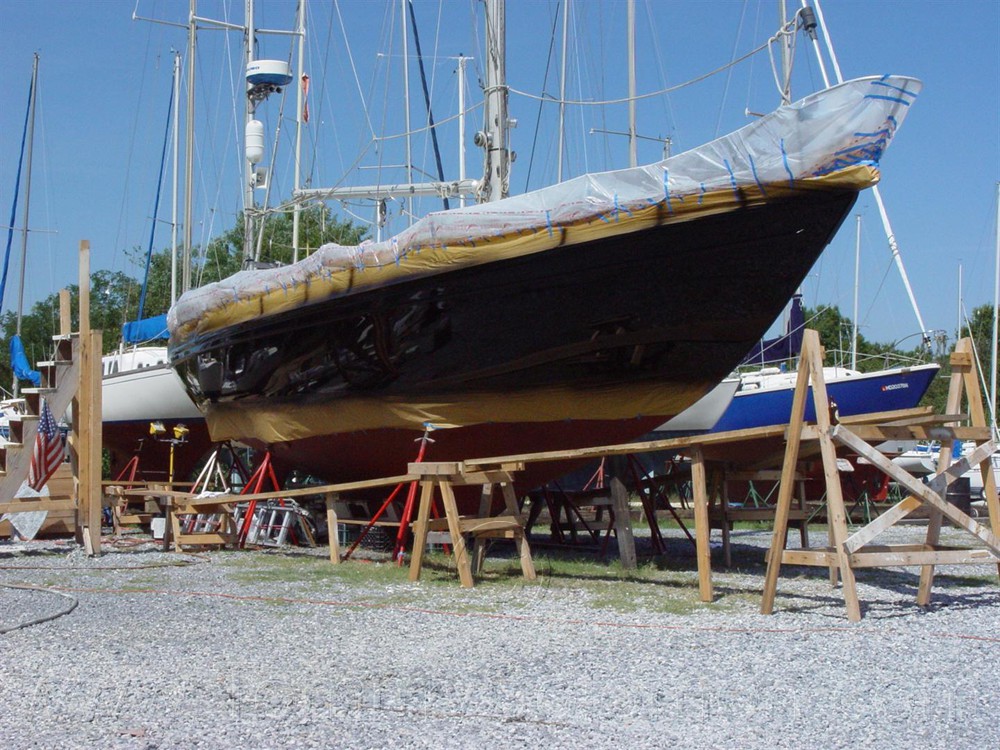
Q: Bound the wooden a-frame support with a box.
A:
[407,461,536,588]
[761,331,1000,621]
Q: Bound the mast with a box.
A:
[458,55,468,208]
[11,53,39,399]
[557,0,569,182]
[244,0,257,260]
[14,53,39,341]
[171,50,180,305]
[292,0,305,262]
[183,0,196,293]
[479,0,509,202]
[401,0,414,225]
[627,0,637,167]
[991,182,999,438]
[956,262,962,344]
[852,215,860,370]
[778,0,792,104]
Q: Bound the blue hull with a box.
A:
[711,364,939,432]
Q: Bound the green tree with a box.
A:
[1,270,137,390]
[801,304,885,371]
[193,204,366,288]
[800,303,954,413]
[2,206,365,390]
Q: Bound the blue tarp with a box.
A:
[10,334,40,386]
[122,314,169,344]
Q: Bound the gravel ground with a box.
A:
[1,526,998,750]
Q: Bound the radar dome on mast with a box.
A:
[246,60,292,102]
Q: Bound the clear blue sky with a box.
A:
[2,0,998,349]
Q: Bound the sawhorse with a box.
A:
[407,462,536,588]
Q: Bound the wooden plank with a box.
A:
[325,495,340,564]
[84,328,103,556]
[780,548,837,567]
[462,424,788,470]
[843,496,922,553]
[407,481,435,582]
[0,498,77,513]
[471,483,494,576]
[438,480,474,588]
[501,481,536,581]
[803,336,861,621]
[953,339,1000,580]
[850,548,998,568]
[409,462,463,477]
[122,475,420,505]
[173,532,231,546]
[173,502,234,515]
[708,508,810,522]
[835,406,934,425]
[760,331,816,615]
[59,289,71,336]
[691,447,713,602]
[228,475,419,502]
[926,440,997,496]
[802,424,991,442]
[610,477,637,570]
[425,516,521,533]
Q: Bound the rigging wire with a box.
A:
[334,0,378,143]
[640,0,678,154]
[717,0,751,139]
[521,3,561,193]
[111,24,156,283]
[405,0,450,211]
[508,32,773,106]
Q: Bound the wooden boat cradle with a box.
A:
[121,331,999,620]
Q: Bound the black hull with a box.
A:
[174,189,857,415]
[166,188,860,486]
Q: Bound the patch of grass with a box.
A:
[933,572,997,587]
[208,544,767,618]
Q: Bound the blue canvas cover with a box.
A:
[9,334,40,386]
[122,314,169,344]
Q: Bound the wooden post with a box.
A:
[59,289,71,335]
[916,344,966,604]
[84,329,102,555]
[471,482,494,575]
[954,342,1000,578]
[500,481,536,580]
[720,472,732,568]
[760,331,815,614]
[691,446,713,602]
[407,481,435,581]
[610,477,637,570]
[804,333,861,621]
[439,480,474,588]
[75,240,102,556]
[325,492,341,564]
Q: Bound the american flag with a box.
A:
[28,399,64,490]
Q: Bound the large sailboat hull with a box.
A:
[168,76,922,487]
[177,189,856,483]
